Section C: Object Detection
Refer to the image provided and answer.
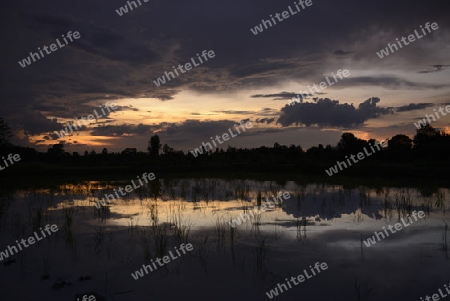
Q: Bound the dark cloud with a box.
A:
[90,123,152,137]
[162,120,237,135]
[212,110,255,115]
[396,103,434,112]
[342,76,447,90]
[115,105,139,112]
[255,118,275,124]
[230,61,293,78]
[256,108,280,117]
[154,95,175,101]
[16,103,139,139]
[48,133,62,140]
[28,13,159,64]
[332,50,354,56]
[418,65,450,74]
[277,97,392,128]
[18,113,62,135]
[251,92,313,100]
[90,120,245,142]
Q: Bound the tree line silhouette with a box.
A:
[0,116,449,177]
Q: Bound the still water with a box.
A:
[0,178,448,301]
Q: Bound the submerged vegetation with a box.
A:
[0,177,448,299]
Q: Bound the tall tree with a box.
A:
[0,117,12,146]
[337,132,367,155]
[162,143,174,154]
[413,124,441,157]
[148,135,161,157]
[388,134,412,160]
[47,144,65,157]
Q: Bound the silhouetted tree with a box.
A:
[388,134,412,160]
[47,144,65,159]
[162,143,174,154]
[72,152,80,163]
[337,133,367,155]
[413,124,442,158]
[148,135,161,157]
[0,117,12,146]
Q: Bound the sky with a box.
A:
[1,0,449,153]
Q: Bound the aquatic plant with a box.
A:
[152,224,168,258]
[214,214,227,251]
[352,277,372,300]
[253,235,267,278]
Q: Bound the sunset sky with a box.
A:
[1,0,449,153]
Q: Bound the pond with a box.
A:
[0,178,448,301]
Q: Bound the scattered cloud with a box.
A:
[212,110,255,115]
[418,65,450,74]
[90,123,152,137]
[255,118,275,124]
[332,50,354,56]
[277,97,392,128]
[396,103,434,112]
[342,76,447,90]
[251,92,313,100]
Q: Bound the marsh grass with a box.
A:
[253,235,267,278]
[148,202,159,226]
[42,255,51,279]
[360,233,364,259]
[31,206,43,232]
[296,218,301,241]
[435,191,446,213]
[271,218,281,240]
[128,216,139,232]
[352,277,372,300]
[383,193,393,220]
[0,193,12,231]
[152,224,169,258]
[443,222,449,261]
[170,202,193,244]
[296,190,305,211]
[139,228,152,262]
[63,206,74,230]
[256,190,262,207]
[393,190,413,218]
[295,217,307,243]
[196,235,209,273]
[63,206,75,248]
[94,203,110,221]
[17,250,26,276]
[228,222,237,263]
[359,189,371,208]
[11,211,21,238]
[94,226,104,257]
[174,221,192,244]
[214,214,227,251]
[354,209,363,223]
[250,210,262,236]
[235,185,245,202]
[420,195,433,215]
